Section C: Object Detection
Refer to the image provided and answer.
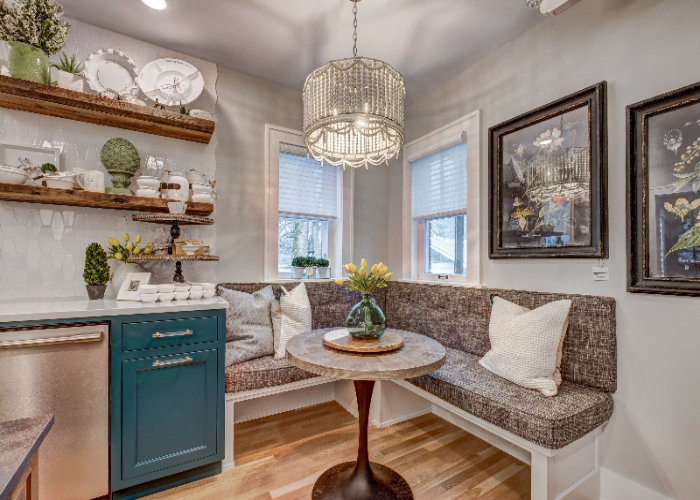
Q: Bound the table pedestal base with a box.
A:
[312,461,412,500]
[312,380,414,500]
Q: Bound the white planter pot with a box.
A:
[317,267,331,279]
[56,69,84,92]
[291,267,304,279]
[305,266,317,279]
[109,261,145,295]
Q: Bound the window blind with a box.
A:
[412,142,467,220]
[279,150,339,219]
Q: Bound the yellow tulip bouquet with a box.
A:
[335,258,394,294]
[107,233,153,263]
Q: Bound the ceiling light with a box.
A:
[142,0,167,10]
[303,0,406,169]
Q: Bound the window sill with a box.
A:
[263,279,336,283]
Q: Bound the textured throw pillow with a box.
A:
[217,285,275,366]
[273,282,312,359]
[479,297,572,397]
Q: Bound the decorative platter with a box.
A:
[322,329,404,354]
[84,49,139,98]
[139,58,204,106]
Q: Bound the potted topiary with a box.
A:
[317,258,330,279]
[83,242,110,300]
[305,256,318,279]
[101,138,140,195]
[291,256,306,279]
[0,0,69,84]
[52,52,84,92]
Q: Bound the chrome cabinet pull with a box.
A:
[153,329,193,339]
[152,356,192,368]
[0,332,102,349]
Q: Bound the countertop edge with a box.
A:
[0,415,54,500]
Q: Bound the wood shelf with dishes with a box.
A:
[130,214,218,282]
[0,182,215,216]
[0,75,215,144]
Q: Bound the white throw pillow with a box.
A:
[479,297,572,397]
[273,282,312,359]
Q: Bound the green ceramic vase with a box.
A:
[346,293,386,340]
[9,42,50,84]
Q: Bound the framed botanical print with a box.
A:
[628,81,700,295]
[489,83,608,258]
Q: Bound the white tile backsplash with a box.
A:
[0,19,219,300]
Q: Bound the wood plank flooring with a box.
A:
[144,402,530,500]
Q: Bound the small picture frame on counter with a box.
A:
[117,272,152,301]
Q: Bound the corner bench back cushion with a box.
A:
[386,283,616,393]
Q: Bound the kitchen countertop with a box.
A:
[0,414,54,500]
[0,296,228,324]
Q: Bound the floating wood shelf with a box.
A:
[0,75,215,144]
[128,255,219,263]
[0,183,214,216]
[131,214,214,225]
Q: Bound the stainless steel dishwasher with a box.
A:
[0,322,110,500]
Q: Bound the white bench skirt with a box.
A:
[223,379,604,500]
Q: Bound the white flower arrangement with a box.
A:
[0,0,69,56]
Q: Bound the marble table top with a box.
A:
[0,414,54,500]
[286,328,446,381]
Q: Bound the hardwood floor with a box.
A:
[145,402,530,500]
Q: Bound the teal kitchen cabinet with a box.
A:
[111,310,226,499]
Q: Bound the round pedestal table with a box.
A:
[286,328,446,500]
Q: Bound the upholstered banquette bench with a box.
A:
[219,281,616,500]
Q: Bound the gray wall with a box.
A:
[353,167,390,269]
[390,0,700,498]
[214,66,302,282]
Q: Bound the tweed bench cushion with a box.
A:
[225,355,317,393]
[407,347,613,449]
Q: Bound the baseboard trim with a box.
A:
[600,468,672,500]
[234,396,335,423]
[375,408,432,429]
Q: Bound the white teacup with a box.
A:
[75,169,105,193]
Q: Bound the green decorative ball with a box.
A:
[101,138,140,195]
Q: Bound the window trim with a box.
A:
[264,124,354,281]
[402,111,481,285]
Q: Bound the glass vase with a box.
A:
[346,293,386,340]
[9,42,50,84]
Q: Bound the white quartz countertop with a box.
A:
[0,297,228,324]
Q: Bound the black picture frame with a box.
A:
[488,82,608,259]
[628,81,700,296]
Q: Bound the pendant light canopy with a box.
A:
[303,0,406,169]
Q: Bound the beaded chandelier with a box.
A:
[303,0,406,169]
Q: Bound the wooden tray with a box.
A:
[322,329,403,354]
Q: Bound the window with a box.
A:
[264,125,354,281]
[412,143,468,277]
[277,149,338,274]
[403,112,481,285]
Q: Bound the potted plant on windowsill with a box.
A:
[317,258,330,279]
[84,242,110,300]
[52,52,84,92]
[291,256,306,279]
[305,256,318,279]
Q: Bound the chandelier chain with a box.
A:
[352,1,358,57]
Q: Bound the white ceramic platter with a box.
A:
[84,49,139,97]
[139,58,204,106]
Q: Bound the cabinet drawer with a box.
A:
[122,316,218,351]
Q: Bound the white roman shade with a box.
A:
[411,141,467,220]
[279,145,339,219]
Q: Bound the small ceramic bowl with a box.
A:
[202,290,214,299]
[44,174,76,189]
[196,283,216,291]
[140,293,159,303]
[136,176,161,189]
[174,291,190,301]
[138,284,159,294]
[191,193,215,204]
[189,289,203,300]
[191,182,213,194]
[0,165,31,185]
[181,244,200,256]
[135,188,160,199]
[189,285,203,292]
[158,292,175,302]
[173,283,191,292]
[157,284,175,293]
[167,201,187,215]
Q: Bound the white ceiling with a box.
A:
[60,0,545,104]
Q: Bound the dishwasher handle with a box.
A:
[0,331,103,349]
